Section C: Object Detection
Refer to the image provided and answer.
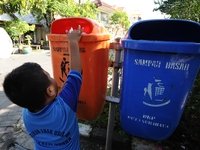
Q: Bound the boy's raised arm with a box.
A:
[66,25,83,73]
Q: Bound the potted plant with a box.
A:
[22,35,32,54]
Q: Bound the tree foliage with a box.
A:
[30,0,77,31]
[110,11,130,30]
[0,0,99,32]
[74,0,98,19]
[3,18,35,43]
[0,0,35,15]
[154,0,200,22]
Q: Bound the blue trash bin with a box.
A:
[120,19,200,141]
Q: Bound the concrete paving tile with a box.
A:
[4,126,14,133]
[8,107,18,116]
[0,98,6,106]
[15,109,22,115]
[1,132,13,141]
[7,103,18,109]
[14,132,32,147]
[21,136,34,149]
[0,108,10,116]
[13,132,25,138]
[0,127,6,138]
[7,110,18,116]
[0,127,5,133]
[0,121,16,126]
[0,116,10,122]
[0,143,4,148]
[1,102,13,111]
[11,115,22,121]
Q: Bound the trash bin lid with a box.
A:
[126,19,200,42]
[122,19,200,54]
[51,17,106,34]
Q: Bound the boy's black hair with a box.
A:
[3,62,51,111]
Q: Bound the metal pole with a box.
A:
[105,42,122,150]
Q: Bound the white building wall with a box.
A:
[0,14,13,21]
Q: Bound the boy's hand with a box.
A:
[66,25,83,72]
[66,25,84,43]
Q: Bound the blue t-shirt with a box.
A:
[22,70,82,150]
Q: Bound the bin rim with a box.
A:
[127,18,199,28]
[125,19,200,43]
[122,39,200,54]
[47,33,111,42]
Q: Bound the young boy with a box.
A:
[3,26,83,149]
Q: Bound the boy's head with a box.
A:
[3,62,58,111]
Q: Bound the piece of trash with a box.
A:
[69,27,73,33]
[78,123,92,137]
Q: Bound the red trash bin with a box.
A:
[47,17,111,120]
